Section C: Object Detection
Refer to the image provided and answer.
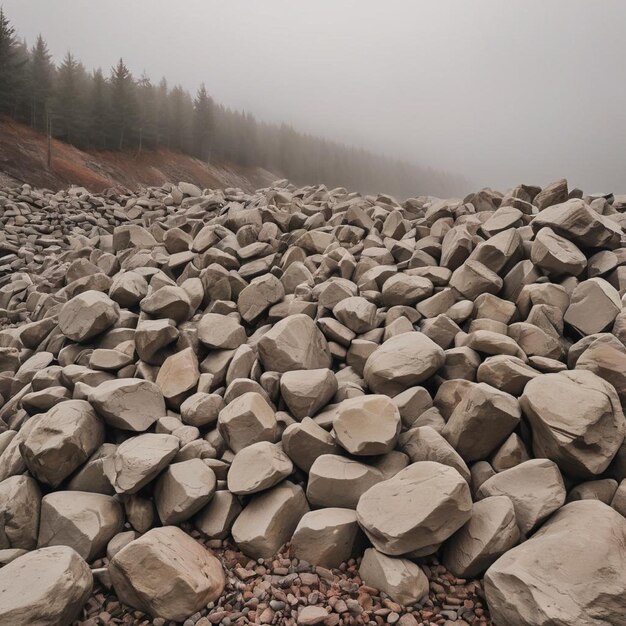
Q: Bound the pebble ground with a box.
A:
[75,526,492,626]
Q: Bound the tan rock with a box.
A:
[333,297,378,333]
[104,433,179,494]
[89,378,166,431]
[58,290,120,342]
[257,314,332,373]
[140,285,191,323]
[358,548,429,606]
[0,475,40,549]
[180,392,224,428]
[381,274,433,306]
[0,546,93,626]
[227,441,292,494]
[282,417,341,473]
[38,491,123,561]
[520,370,626,478]
[485,501,626,626]
[333,395,401,456]
[198,313,247,349]
[231,481,309,559]
[356,461,472,556]
[399,426,471,483]
[109,526,225,621]
[21,399,104,487]
[290,508,363,568]
[531,197,622,248]
[154,459,217,524]
[193,490,242,540]
[156,347,199,400]
[441,383,521,462]
[477,458,566,535]
[443,495,520,577]
[531,227,587,276]
[364,332,445,396]
[238,274,284,322]
[218,391,277,452]
[279,368,337,419]
[307,454,383,509]
[564,278,621,335]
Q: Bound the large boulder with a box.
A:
[477,459,566,535]
[441,383,521,462]
[333,395,401,456]
[358,548,429,606]
[442,495,520,577]
[290,508,363,569]
[227,441,293,495]
[257,314,332,372]
[279,368,337,419]
[364,332,445,396]
[20,399,104,487]
[0,545,92,626]
[89,378,166,431]
[520,370,626,478]
[307,455,383,509]
[37,491,123,561]
[217,391,277,452]
[103,433,179,494]
[109,526,225,621]
[485,501,626,626]
[154,459,217,524]
[58,290,119,342]
[231,481,309,559]
[0,475,41,549]
[356,461,472,556]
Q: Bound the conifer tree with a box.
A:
[109,58,136,150]
[192,83,214,161]
[29,35,55,131]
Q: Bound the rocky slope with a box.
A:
[0,117,276,193]
[0,178,625,626]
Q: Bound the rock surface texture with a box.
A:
[0,178,625,625]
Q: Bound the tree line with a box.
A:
[0,8,466,197]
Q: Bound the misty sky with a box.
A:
[4,0,626,193]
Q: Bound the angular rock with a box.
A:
[231,481,309,559]
[356,461,472,556]
[89,378,166,431]
[0,546,92,626]
[290,508,363,569]
[227,441,293,494]
[333,395,401,456]
[485,501,626,626]
[358,548,429,606]
[154,459,217,524]
[364,332,445,396]
[109,526,225,621]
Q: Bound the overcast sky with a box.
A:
[4,0,626,193]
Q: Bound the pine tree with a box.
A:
[87,68,109,149]
[29,35,55,131]
[192,83,214,161]
[136,72,157,152]
[0,8,27,115]
[109,58,136,150]
[52,51,88,145]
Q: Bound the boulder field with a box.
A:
[0,178,625,625]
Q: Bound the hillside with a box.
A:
[0,117,277,192]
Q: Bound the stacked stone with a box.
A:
[0,178,625,626]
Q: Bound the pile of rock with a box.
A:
[0,178,625,626]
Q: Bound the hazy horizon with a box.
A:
[4,0,626,195]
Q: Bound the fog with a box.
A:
[5,0,626,193]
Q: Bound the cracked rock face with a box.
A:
[0,178,625,624]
